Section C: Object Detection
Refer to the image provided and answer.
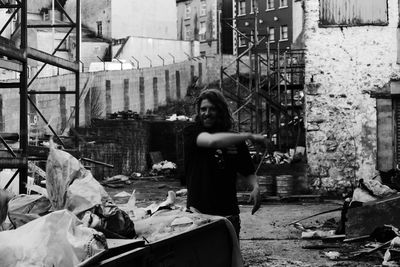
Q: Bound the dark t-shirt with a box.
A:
[183,123,255,216]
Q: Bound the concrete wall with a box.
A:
[303,0,400,194]
[111,0,177,40]
[0,58,221,135]
[114,36,199,68]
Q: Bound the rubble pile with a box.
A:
[291,169,400,266]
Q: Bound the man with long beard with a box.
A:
[183,89,267,238]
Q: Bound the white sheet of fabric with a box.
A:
[0,210,107,267]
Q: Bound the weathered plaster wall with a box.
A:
[304,0,400,194]
[65,0,112,39]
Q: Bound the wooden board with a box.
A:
[346,195,400,238]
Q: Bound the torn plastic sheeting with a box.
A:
[0,210,107,267]
[45,142,135,239]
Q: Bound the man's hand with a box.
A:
[248,186,261,215]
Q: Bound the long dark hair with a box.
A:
[194,89,233,131]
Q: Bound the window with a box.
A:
[185,25,192,40]
[250,0,254,13]
[239,36,246,47]
[96,21,102,37]
[200,0,207,16]
[268,27,275,42]
[279,0,288,7]
[238,0,246,16]
[320,0,388,26]
[185,4,191,19]
[266,0,275,10]
[280,25,288,40]
[199,21,206,41]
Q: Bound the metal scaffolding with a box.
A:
[219,0,305,151]
[0,0,81,193]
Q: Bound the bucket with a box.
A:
[276,175,293,197]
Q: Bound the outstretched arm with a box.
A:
[197,132,267,148]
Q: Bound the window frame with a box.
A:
[185,25,192,40]
[96,21,102,37]
[266,0,275,10]
[279,0,288,8]
[200,0,207,17]
[279,25,288,41]
[239,36,247,47]
[185,4,191,20]
[199,21,206,41]
[268,27,275,43]
[238,0,246,16]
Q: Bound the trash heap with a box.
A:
[0,141,229,267]
[291,169,400,266]
[250,146,305,165]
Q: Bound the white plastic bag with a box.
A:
[0,210,107,267]
[46,141,112,215]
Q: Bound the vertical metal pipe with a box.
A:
[254,0,261,133]
[235,0,241,131]
[266,33,271,138]
[19,0,28,194]
[75,0,81,147]
[277,41,281,150]
[218,9,223,93]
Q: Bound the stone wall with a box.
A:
[304,0,400,195]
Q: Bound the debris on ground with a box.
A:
[288,171,400,266]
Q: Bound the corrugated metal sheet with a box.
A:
[319,0,388,26]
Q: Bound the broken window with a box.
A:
[319,0,388,27]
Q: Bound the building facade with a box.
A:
[176,0,233,55]
[234,0,304,54]
[303,0,399,195]
[65,0,178,40]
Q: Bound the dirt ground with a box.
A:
[106,178,382,267]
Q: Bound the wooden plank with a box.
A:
[346,195,400,238]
